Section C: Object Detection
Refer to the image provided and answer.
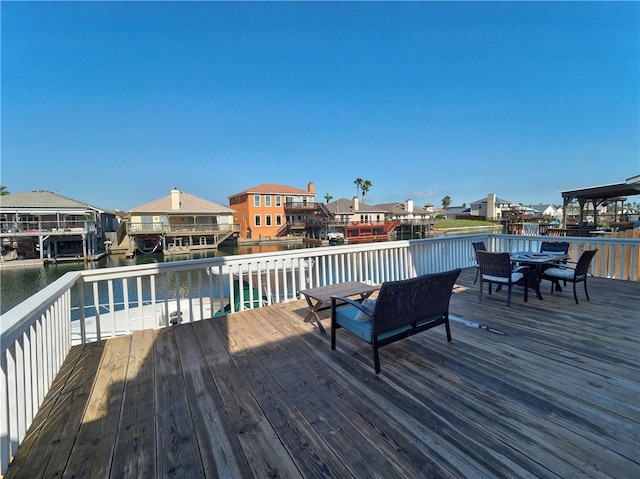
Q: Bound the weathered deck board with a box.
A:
[243,306,444,478]
[63,334,131,478]
[216,309,351,478]
[110,328,156,479]
[4,343,102,478]
[5,268,640,479]
[192,319,285,478]
[154,326,204,477]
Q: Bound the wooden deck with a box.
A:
[5,268,640,478]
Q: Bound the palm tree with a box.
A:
[324,193,333,203]
[361,179,372,203]
[354,178,363,199]
[442,195,451,209]
[0,185,9,196]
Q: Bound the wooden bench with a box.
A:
[330,269,462,374]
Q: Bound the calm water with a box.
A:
[0,242,311,315]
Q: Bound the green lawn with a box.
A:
[437,219,499,229]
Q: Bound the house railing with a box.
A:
[166,224,239,234]
[0,220,95,235]
[127,222,239,235]
[1,233,639,475]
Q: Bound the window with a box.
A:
[275,195,282,207]
[254,195,260,207]
[266,215,272,226]
[276,215,283,226]
[254,215,261,227]
[265,195,272,207]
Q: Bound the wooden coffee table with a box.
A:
[299,281,380,333]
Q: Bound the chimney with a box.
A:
[171,188,181,210]
[307,182,315,194]
[486,193,497,220]
[353,196,359,211]
[405,199,414,213]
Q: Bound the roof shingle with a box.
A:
[130,190,234,214]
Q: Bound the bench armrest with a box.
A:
[330,295,375,318]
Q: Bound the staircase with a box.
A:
[317,202,334,220]
[275,224,289,238]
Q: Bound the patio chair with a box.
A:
[539,241,570,290]
[472,241,487,284]
[477,251,529,307]
[540,249,598,304]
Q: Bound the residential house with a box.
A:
[469,194,516,220]
[529,203,561,220]
[326,197,399,242]
[327,197,387,224]
[443,205,471,220]
[228,183,317,240]
[0,190,117,261]
[375,199,438,239]
[128,188,237,254]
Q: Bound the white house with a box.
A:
[469,194,515,220]
[375,199,434,222]
[529,203,561,220]
[0,190,117,261]
[128,188,237,254]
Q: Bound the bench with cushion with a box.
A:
[330,269,461,374]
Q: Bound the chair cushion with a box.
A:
[483,272,524,283]
[354,299,376,321]
[335,306,411,343]
[543,267,574,280]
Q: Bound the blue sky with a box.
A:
[2,1,638,211]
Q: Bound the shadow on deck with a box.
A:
[5,268,640,478]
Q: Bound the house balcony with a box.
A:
[0,220,96,236]
[127,222,239,236]
[284,201,318,212]
[2,234,639,477]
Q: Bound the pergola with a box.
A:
[561,175,640,228]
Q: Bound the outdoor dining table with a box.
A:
[510,251,570,300]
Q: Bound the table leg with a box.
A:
[302,296,326,334]
[528,268,543,300]
[357,292,374,302]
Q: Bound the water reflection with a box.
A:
[1,242,311,315]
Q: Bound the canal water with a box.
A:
[0,242,312,315]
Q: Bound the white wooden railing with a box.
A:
[1,233,639,475]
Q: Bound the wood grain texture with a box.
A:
[5,268,639,479]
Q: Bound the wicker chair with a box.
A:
[539,241,571,289]
[330,269,461,374]
[540,249,598,304]
[540,241,570,255]
[476,251,529,307]
[472,241,487,284]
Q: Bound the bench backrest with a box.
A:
[371,269,461,335]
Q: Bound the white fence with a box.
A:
[1,233,639,475]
